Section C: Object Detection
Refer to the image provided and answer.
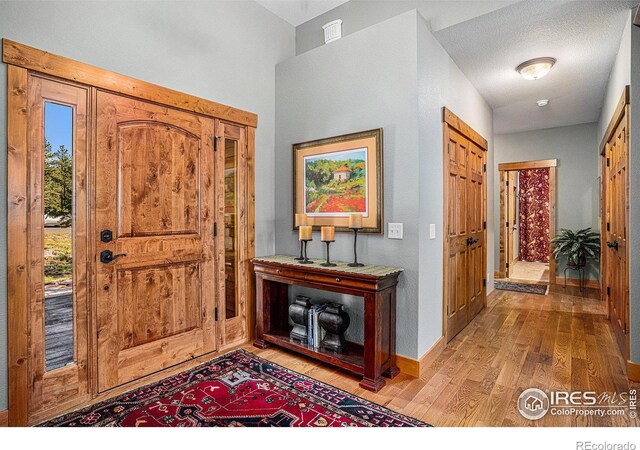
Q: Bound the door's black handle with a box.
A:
[100,250,127,264]
[467,237,479,246]
[606,241,619,250]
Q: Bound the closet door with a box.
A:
[445,128,471,341]
[444,119,487,343]
[27,75,90,420]
[604,115,628,357]
[95,91,218,391]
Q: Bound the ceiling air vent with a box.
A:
[323,19,342,44]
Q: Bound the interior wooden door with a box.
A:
[444,118,487,343]
[445,128,469,340]
[26,74,91,422]
[506,171,518,272]
[95,91,218,391]
[604,115,628,357]
[467,142,486,321]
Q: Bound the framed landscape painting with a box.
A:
[293,128,383,233]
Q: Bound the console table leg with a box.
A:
[359,376,386,392]
[382,366,400,379]
[253,339,270,349]
[362,292,385,392]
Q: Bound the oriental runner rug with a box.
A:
[39,349,427,427]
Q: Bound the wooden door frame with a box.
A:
[599,86,630,360]
[497,159,557,284]
[442,107,488,342]
[5,40,256,426]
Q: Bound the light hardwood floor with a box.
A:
[508,260,550,283]
[248,285,638,427]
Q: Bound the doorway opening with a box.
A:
[498,160,557,285]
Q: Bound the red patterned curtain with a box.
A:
[518,168,550,262]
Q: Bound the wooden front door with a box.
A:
[445,126,487,342]
[604,113,629,357]
[96,91,218,391]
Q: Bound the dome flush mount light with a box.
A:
[537,99,549,107]
[516,57,557,80]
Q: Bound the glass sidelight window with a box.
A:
[43,102,74,371]
[224,138,239,319]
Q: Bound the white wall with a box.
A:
[493,123,600,280]
[416,14,494,357]
[0,0,295,411]
[598,10,632,143]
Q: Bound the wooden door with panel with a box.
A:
[95,91,218,392]
[467,142,486,321]
[605,116,628,357]
[445,128,471,341]
[26,75,91,421]
[215,120,250,348]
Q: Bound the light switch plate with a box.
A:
[388,223,403,239]
[429,224,436,239]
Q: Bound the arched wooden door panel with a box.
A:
[95,91,218,391]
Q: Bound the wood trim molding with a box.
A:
[7,65,30,427]
[396,355,420,378]
[2,39,258,128]
[442,107,488,149]
[628,361,640,382]
[600,86,630,154]
[396,336,446,378]
[498,159,558,171]
[498,162,557,284]
[553,277,600,290]
[0,410,8,427]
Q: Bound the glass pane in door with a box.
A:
[44,102,74,371]
[224,138,239,319]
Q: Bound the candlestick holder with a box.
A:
[348,228,365,267]
[300,239,313,264]
[295,240,304,261]
[321,240,336,267]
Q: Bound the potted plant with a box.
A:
[550,227,600,268]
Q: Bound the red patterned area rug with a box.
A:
[39,349,427,427]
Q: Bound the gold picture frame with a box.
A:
[293,128,383,234]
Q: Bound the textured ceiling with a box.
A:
[434,0,637,134]
[256,0,349,26]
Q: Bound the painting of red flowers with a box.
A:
[293,129,383,234]
[304,148,368,214]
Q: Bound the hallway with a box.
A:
[250,285,638,426]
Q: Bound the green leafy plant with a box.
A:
[551,227,600,267]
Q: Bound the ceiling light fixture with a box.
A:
[537,99,549,107]
[516,57,557,80]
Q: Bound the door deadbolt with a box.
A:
[100,229,113,243]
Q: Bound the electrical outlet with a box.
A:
[429,224,436,239]
[388,223,403,239]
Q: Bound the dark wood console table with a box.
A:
[253,255,402,392]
